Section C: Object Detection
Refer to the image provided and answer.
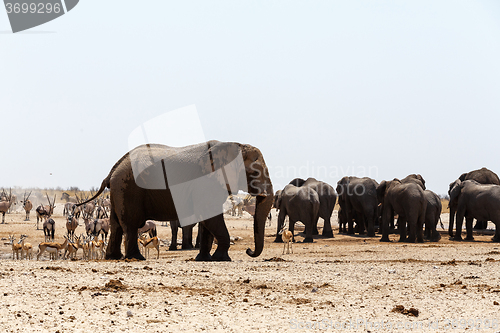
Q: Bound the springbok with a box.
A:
[81,235,91,260]
[63,235,80,259]
[90,236,105,260]
[20,191,33,221]
[36,194,56,230]
[9,235,25,259]
[66,214,78,241]
[138,220,157,238]
[37,238,68,260]
[20,234,33,260]
[279,224,293,255]
[43,217,55,242]
[140,235,160,259]
[0,189,14,224]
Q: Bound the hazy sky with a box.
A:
[1,1,500,195]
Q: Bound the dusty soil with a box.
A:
[1,208,500,332]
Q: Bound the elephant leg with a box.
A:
[122,220,144,260]
[397,217,407,242]
[448,207,456,237]
[105,211,124,259]
[380,207,393,242]
[202,214,231,261]
[416,212,425,243]
[181,225,194,250]
[169,220,179,251]
[321,215,334,238]
[194,223,213,261]
[195,225,201,248]
[366,210,375,237]
[492,222,500,242]
[453,210,465,241]
[474,220,487,230]
[289,220,296,243]
[465,217,474,240]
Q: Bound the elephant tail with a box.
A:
[439,217,445,230]
[76,152,129,207]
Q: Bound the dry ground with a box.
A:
[1,207,500,332]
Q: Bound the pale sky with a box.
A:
[1,1,500,195]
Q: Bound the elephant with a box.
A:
[449,180,500,241]
[400,174,440,241]
[448,167,500,236]
[288,178,337,238]
[78,141,274,261]
[376,179,426,242]
[169,220,201,250]
[274,184,320,243]
[423,190,442,241]
[336,176,379,237]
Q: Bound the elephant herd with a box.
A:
[274,167,500,245]
[77,140,500,261]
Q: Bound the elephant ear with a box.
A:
[376,180,388,204]
[449,179,463,203]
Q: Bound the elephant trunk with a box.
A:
[246,192,273,258]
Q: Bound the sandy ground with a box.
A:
[1,208,500,333]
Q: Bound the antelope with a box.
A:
[80,234,91,260]
[279,224,293,255]
[20,191,33,221]
[138,220,157,238]
[36,193,56,230]
[9,235,24,259]
[0,188,14,224]
[43,217,55,242]
[140,235,160,259]
[62,192,79,217]
[37,238,68,260]
[92,217,110,242]
[20,234,33,260]
[82,211,94,236]
[82,193,95,219]
[63,235,80,259]
[95,205,107,219]
[66,214,78,240]
[102,196,111,212]
[90,236,105,260]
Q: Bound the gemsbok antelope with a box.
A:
[138,220,157,238]
[66,214,78,241]
[43,216,56,242]
[20,191,33,221]
[36,194,56,230]
[0,189,14,224]
[92,217,110,242]
[37,238,68,260]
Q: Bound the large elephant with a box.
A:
[449,180,500,241]
[448,167,500,236]
[275,184,320,243]
[336,176,379,237]
[400,174,440,241]
[169,220,200,250]
[79,141,274,261]
[288,178,337,238]
[376,179,426,242]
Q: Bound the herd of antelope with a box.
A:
[1,190,159,261]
